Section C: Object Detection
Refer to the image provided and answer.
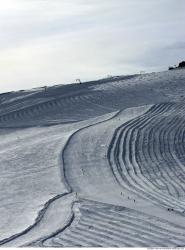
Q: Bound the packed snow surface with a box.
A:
[0,69,185,247]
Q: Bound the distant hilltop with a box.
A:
[169,61,185,70]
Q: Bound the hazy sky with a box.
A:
[0,0,185,93]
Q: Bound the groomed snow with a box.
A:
[0,69,185,247]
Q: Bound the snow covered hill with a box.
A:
[0,69,185,247]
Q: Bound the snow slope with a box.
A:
[0,69,185,247]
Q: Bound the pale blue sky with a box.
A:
[0,0,185,93]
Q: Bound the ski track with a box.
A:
[1,69,184,128]
[36,101,185,247]
[42,200,185,247]
[1,70,185,247]
[108,102,185,212]
[0,91,115,127]
[0,110,117,247]
[0,193,68,246]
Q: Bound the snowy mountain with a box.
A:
[0,69,185,247]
